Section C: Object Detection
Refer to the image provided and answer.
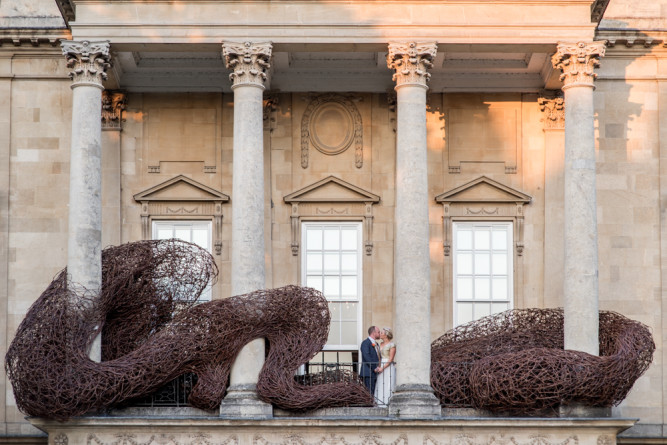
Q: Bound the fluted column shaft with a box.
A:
[220,41,273,418]
[62,40,110,362]
[386,42,441,418]
[552,41,606,356]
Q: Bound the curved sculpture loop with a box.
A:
[5,240,372,421]
[431,308,655,415]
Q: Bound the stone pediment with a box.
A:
[284,176,380,204]
[435,176,531,204]
[133,175,229,202]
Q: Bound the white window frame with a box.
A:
[452,221,514,327]
[301,221,363,351]
[152,220,213,302]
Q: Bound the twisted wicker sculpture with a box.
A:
[431,308,655,415]
[5,240,372,421]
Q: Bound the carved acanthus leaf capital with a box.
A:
[538,97,564,130]
[551,41,606,89]
[61,40,110,88]
[387,42,437,88]
[222,42,272,88]
[101,90,127,129]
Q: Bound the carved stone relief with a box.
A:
[435,176,531,256]
[254,433,407,445]
[424,434,579,445]
[446,106,520,174]
[551,41,606,89]
[54,433,69,445]
[87,433,238,445]
[301,94,363,169]
[61,40,110,87]
[284,176,380,255]
[133,175,229,255]
[102,90,127,130]
[538,96,565,130]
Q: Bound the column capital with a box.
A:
[386,42,437,88]
[61,40,110,88]
[101,90,127,130]
[222,42,272,89]
[551,41,606,89]
[538,96,565,130]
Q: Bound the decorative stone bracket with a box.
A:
[133,175,230,255]
[284,176,380,256]
[435,176,531,256]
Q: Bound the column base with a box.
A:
[388,384,441,419]
[219,385,273,419]
[559,404,611,418]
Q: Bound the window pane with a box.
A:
[306,228,322,250]
[306,253,322,273]
[156,227,173,240]
[475,303,491,319]
[475,277,490,300]
[192,228,208,248]
[492,302,509,314]
[457,303,473,325]
[328,302,340,321]
[341,228,357,250]
[324,276,340,299]
[324,253,340,273]
[174,227,191,241]
[457,253,473,274]
[475,253,490,274]
[492,277,508,300]
[492,229,508,250]
[341,321,357,344]
[474,229,490,250]
[341,253,357,272]
[457,230,473,250]
[341,302,358,320]
[492,254,507,275]
[341,276,357,298]
[323,228,339,250]
[457,277,473,299]
[306,275,322,293]
[328,321,340,345]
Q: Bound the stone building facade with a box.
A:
[1,0,667,443]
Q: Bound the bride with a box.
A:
[374,327,396,406]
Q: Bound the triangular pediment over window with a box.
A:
[133,175,230,202]
[435,176,531,204]
[284,175,380,203]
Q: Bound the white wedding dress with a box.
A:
[374,342,396,406]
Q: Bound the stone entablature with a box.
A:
[435,176,531,257]
[29,416,636,445]
[133,175,229,255]
[283,176,380,256]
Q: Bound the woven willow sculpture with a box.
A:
[5,240,372,420]
[5,239,654,419]
[431,308,655,415]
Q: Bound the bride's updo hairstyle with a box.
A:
[383,327,393,340]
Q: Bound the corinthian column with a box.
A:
[386,42,441,418]
[219,41,273,418]
[61,40,110,362]
[552,41,606,356]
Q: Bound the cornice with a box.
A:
[590,0,610,24]
[56,0,75,25]
[0,30,70,48]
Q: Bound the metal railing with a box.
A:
[133,362,395,407]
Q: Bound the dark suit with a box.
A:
[359,337,380,396]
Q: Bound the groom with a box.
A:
[360,326,381,396]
